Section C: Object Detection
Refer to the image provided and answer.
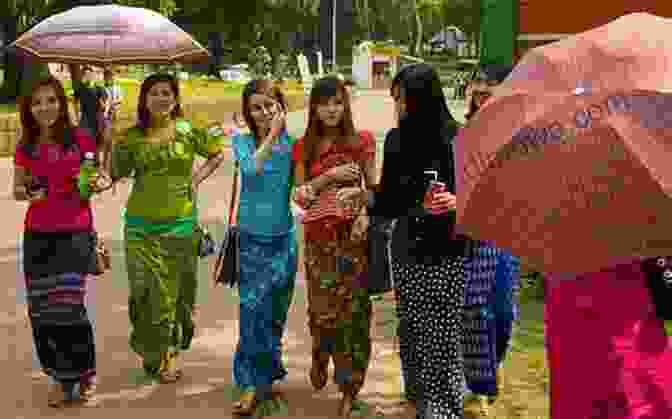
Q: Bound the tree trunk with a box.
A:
[412,0,422,57]
[0,15,21,102]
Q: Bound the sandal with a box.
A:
[79,381,100,407]
[337,392,354,419]
[159,368,183,384]
[464,394,490,417]
[232,390,256,415]
[47,382,65,408]
[158,352,183,384]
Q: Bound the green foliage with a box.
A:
[273,53,297,82]
[247,46,273,79]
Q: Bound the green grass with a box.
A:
[0,103,17,114]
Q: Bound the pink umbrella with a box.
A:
[454,13,672,275]
[10,5,210,65]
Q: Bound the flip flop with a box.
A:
[232,391,256,415]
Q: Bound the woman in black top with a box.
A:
[339,63,467,419]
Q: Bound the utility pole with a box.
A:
[332,0,337,71]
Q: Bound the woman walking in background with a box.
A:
[461,64,522,417]
[104,73,227,382]
[292,76,376,418]
[92,86,113,172]
[340,63,467,418]
[13,76,102,407]
[229,79,298,416]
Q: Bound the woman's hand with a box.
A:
[88,171,113,194]
[423,190,457,215]
[267,108,287,140]
[292,184,316,209]
[336,186,366,206]
[27,188,47,203]
[327,163,360,183]
[350,211,369,242]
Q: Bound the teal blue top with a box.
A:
[232,132,295,236]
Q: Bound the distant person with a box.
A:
[335,74,356,101]
[72,66,99,139]
[92,86,113,172]
[103,66,123,122]
[461,64,521,417]
[343,79,356,101]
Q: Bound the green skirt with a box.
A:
[124,225,199,375]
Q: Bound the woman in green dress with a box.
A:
[104,73,227,382]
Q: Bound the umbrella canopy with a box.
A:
[455,12,672,275]
[10,5,210,65]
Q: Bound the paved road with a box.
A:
[4,90,466,418]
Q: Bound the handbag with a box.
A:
[196,224,216,258]
[366,215,397,294]
[213,161,240,287]
[641,257,672,321]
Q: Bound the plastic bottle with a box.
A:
[78,152,97,199]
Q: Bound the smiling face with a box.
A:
[315,92,345,127]
[30,85,62,129]
[247,93,280,135]
[145,81,177,118]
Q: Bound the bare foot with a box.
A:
[337,393,354,419]
[47,382,65,408]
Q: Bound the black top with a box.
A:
[369,127,468,264]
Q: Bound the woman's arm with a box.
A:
[253,132,277,174]
[366,130,399,216]
[252,111,287,174]
[292,156,321,210]
[193,151,226,187]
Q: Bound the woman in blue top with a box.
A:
[230,79,298,416]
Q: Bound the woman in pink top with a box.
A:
[13,76,102,408]
[546,261,672,418]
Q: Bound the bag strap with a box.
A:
[228,161,240,225]
[214,160,239,286]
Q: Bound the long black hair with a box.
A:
[393,63,458,181]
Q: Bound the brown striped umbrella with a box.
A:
[10,5,210,65]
